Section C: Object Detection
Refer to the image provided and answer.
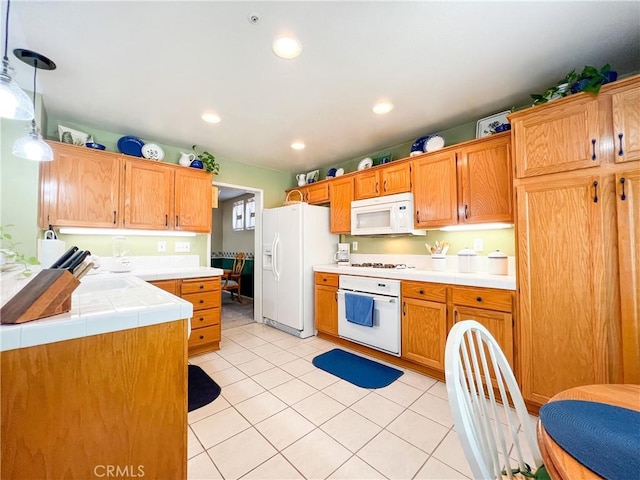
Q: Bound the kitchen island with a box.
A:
[0,265,222,480]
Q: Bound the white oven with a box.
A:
[337,275,401,356]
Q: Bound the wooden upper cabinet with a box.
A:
[616,170,640,383]
[41,143,121,228]
[329,176,353,234]
[124,159,174,230]
[412,150,458,228]
[381,163,411,196]
[174,167,212,232]
[305,182,330,205]
[354,163,411,200]
[457,134,513,224]
[511,95,601,178]
[610,81,640,163]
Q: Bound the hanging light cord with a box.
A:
[30,56,37,129]
[3,0,10,61]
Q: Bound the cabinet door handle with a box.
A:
[113,211,117,224]
[335,291,337,301]
[591,139,597,161]
[416,211,420,223]
[618,133,624,156]
[383,180,387,192]
[176,215,179,227]
[593,180,599,203]
[375,182,379,194]
[620,177,627,201]
[402,302,406,316]
[464,205,469,219]
[454,310,458,323]
[165,214,168,227]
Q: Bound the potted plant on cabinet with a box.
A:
[531,64,617,105]
[191,145,220,175]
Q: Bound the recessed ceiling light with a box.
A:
[273,36,303,59]
[201,112,221,124]
[291,141,305,150]
[373,101,393,114]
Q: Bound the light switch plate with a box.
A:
[175,241,190,253]
[157,241,166,253]
[473,238,484,252]
[352,241,358,251]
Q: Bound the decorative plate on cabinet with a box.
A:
[117,136,144,157]
[141,143,165,161]
[357,157,373,170]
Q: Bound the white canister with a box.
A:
[457,247,477,273]
[488,250,508,275]
[431,253,446,271]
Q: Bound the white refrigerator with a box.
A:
[262,203,339,338]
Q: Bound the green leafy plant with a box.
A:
[531,64,616,105]
[192,145,219,174]
[501,463,550,480]
[0,224,39,277]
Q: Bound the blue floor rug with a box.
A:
[312,348,403,389]
[188,364,221,412]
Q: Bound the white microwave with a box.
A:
[350,192,426,236]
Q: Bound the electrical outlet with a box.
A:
[352,241,358,251]
[157,241,166,253]
[175,241,190,253]
[473,238,484,252]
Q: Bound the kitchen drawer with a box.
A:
[189,324,221,349]
[180,277,220,295]
[190,308,220,330]
[182,290,221,311]
[450,286,512,312]
[402,281,447,303]
[149,279,178,296]
[315,272,339,287]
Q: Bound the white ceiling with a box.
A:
[7,1,640,173]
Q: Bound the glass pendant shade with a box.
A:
[12,121,53,161]
[0,58,34,120]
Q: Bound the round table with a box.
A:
[536,384,640,480]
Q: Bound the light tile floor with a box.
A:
[187,322,530,479]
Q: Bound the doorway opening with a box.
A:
[208,181,263,330]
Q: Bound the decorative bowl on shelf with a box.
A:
[85,142,106,150]
[190,159,204,169]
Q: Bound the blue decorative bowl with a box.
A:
[493,124,511,133]
[190,159,204,169]
[86,142,106,150]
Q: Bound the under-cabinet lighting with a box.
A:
[439,223,513,232]
[58,228,197,237]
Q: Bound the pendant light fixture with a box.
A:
[12,48,56,162]
[0,0,34,120]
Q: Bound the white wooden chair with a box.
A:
[445,320,544,479]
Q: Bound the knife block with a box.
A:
[0,269,80,324]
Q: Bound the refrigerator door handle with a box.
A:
[273,232,280,281]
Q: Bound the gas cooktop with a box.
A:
[350,263,411,269]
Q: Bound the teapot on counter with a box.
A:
[296,174,306,187]
[179,152,196,167]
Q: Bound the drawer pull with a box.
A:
[476,296,483,302]
[199,335,204,340]
[419,289,424,294]
[199,299,204,304]
[199,285,204,289]
[323,278,327,282]
[199,317,204,322]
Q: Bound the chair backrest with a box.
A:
[445,320,543,480]
[231,253,246,275]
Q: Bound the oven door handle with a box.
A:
[337,290,397,303]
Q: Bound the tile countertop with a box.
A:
[313,265,516,290]
[0,265,223,353]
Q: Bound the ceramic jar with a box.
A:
[431,253,446,271]
[488,250,508,275]
[457,247,477,273]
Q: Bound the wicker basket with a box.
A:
[283,190,304,205]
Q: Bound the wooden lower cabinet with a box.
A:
[0,320,187,479]
[151,276,222,355]
[314,272,339,335]
[401,281,448,371]
[449,286,515,370]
